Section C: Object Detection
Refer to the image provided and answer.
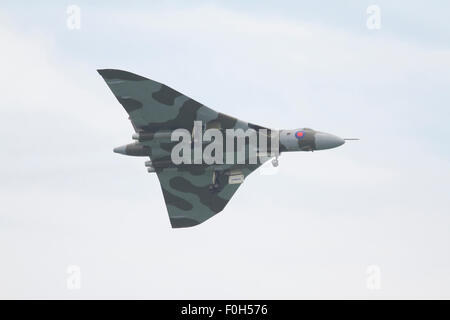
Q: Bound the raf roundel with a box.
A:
[295,131,304,140]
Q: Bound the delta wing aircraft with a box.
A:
[98,69,350,228]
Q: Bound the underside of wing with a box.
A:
[97,69,242,133]
[156,164,262,228]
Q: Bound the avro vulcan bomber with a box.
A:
[98,69,351,228]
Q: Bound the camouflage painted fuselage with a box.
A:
[98,69,345,228]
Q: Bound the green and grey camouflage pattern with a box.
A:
[98,69,347,228]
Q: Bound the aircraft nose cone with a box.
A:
[314,132,345,150]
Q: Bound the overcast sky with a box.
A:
[1,1,449,299]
